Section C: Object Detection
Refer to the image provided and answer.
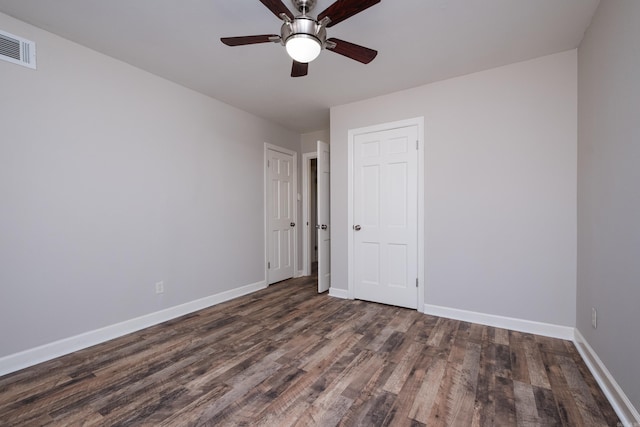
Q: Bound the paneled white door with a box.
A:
[267,148,295,284]
[317,140,331,293]
[353,125,418,309]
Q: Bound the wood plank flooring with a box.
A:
[0,276,619,426]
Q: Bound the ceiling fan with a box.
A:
[221,0,381,77]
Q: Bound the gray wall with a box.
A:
[0,13,300,357]
[331,51,578,327]
[577,0,640,412]
[301,129,330,155]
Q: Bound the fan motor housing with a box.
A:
[281,16,327,46]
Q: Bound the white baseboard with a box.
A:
[574,329,640,426]
[0,280,267,377]
[295,269,305,278]
[328,287,350,300]
[422,303,575,340]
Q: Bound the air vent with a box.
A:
[0,30,36,69]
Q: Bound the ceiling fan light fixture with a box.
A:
[285,34,321,63]
[220,0,381,77]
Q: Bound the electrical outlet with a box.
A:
[155,281,164,294]
[591,307,597,329]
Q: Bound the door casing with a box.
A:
[347,118,425,312]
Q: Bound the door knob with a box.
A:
[321,224,328,230]
[315,224,321,229]
[290,222,296,227]
[353,225,361,231]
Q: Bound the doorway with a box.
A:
[302,140,331,293]
[303,155,318,276]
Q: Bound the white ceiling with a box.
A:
[0,0,599,133]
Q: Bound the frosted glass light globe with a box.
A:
[286,35,321,63]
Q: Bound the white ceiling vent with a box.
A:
[0,29,36,69]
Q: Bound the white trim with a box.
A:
[347,117,425,308]
[347,129,354,298]
[302,151,318,277]
[264,143,298,285]
[263,145,269,283]
[295,269,304,278]
[422,303,575,340]
[574,329,640,426]
[328,287,351,299]
[0,280,267,377]
[416,118,425,313]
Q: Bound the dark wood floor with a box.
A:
[0,276,619,426]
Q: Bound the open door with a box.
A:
[317,140,331,293]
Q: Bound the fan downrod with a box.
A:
[292,0,316,14]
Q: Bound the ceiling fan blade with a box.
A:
[221,35,279,46]
[291,61,309,77]
[259,0,295,20]
[326,38,378,64]
[318,0,380,27]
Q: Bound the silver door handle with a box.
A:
[321,224,328,230]
[353,225,361,231]
[315,224,321,229]
[290,222,296,227]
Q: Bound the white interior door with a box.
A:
[317,140,331,293]
[353,125,418,309]
[267,148,295,284]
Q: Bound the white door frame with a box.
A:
[264,143,298,285]
[347,117,425,312]
[302,151,318,277]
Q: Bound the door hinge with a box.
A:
[416,278,419,287]
[416,140,419,150]
[267,160,270,167]
[268,261,271,269]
